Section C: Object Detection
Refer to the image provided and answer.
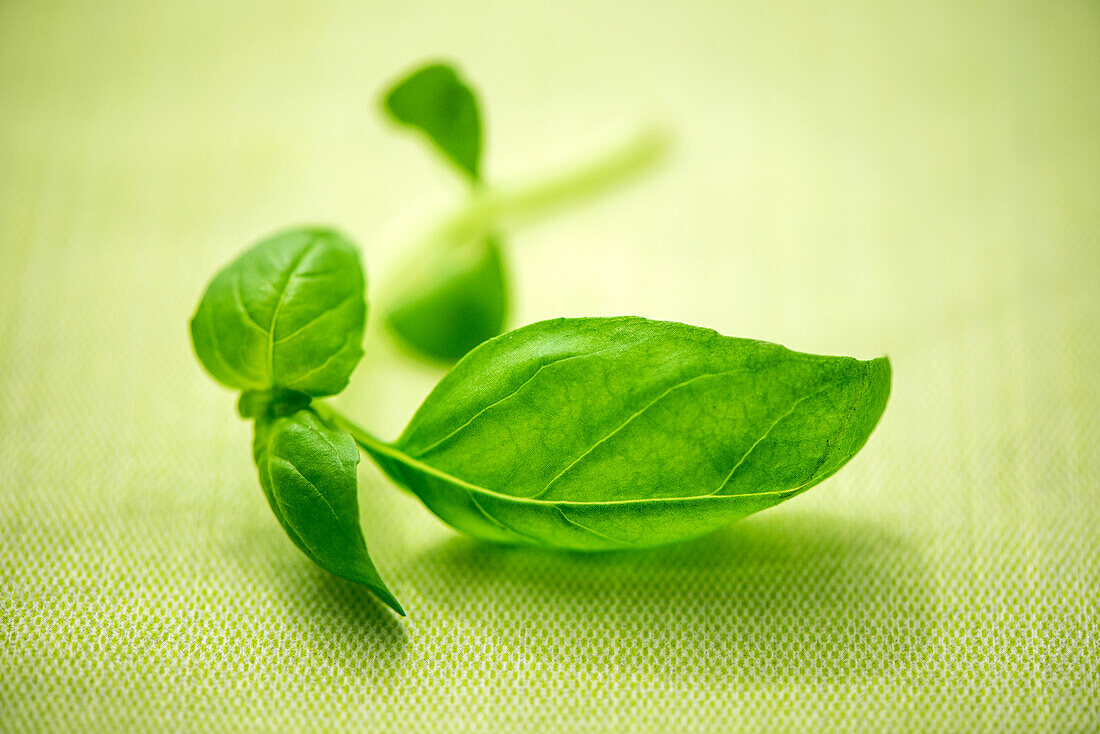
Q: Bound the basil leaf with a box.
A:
[383,61,482,181]
[253,409,403,615]
[356,316,890,550]
[190,227,367,397]
[386,236,507,362]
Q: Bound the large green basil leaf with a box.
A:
[253,409,403,615]
[386,235,507,362]
[190,227,367,397]
[359,317,891,550]
[383,61,482,181]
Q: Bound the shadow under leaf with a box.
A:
[259,559,410,673]
[416,510,932,684]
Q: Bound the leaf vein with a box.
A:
[462,489,542,543]
[270,455,342,527]
[357,434,796,508]
[410,344,622,456]
[203,297,257,388]
[708,382,835,496]
[778,364,873,497]
[284,329,357,388]
[555,507,637,547]
[233,272,269,334]
[530,368,750,500]
[272,291,357,345]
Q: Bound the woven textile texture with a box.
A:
[1,1,1098,732]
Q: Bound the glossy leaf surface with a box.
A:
[190,227,367,397]
[253,409,403,614]
[361,317,891,550]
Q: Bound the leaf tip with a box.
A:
[376,588,407,617]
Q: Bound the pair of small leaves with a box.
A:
[382,62,509,363]
[191,228,403,615]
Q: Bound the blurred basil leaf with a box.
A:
[386,235,507,363]
[383,61,482,181]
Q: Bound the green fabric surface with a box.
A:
[2,1,1098,732]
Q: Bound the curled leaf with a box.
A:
[357,317,891,550]
[253,409,404,615]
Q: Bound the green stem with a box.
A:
[316,402,463,497]
[314,402,393,455]
[378,124,672,306]
[443,123,672,237]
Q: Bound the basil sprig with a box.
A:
[191,227,891,613]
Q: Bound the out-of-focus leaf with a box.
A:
[386,236,507,362]
[383,62,482,181]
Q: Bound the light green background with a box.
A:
[2,1,1098,732]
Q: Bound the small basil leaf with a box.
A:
[360,316,890,550]
[386,236,507,362]
[383,62,483,181]
[190,227,367,397]
[253,409,404,615]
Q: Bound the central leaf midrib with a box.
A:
[361,432,802,508]
[266,234,322,380]
[409,365,845,503]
